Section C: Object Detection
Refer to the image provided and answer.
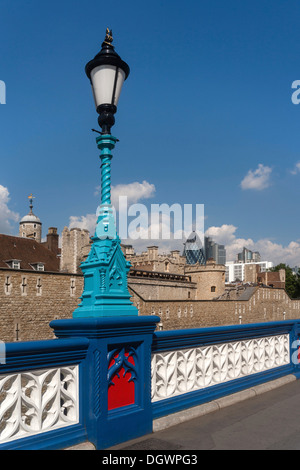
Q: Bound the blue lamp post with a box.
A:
[73,29,138,318]
[52,31,159,449]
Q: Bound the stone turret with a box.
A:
[19,194,42,243]
[185,258,226,300]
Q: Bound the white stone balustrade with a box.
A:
[151,334,290,402]
[0,365,79,443]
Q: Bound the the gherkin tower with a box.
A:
[183,231,206,265]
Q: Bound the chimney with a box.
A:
[45,227,59,255]
[171,250,180,261]
[147,246,158,261]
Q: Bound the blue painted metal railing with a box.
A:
[0,318,300,450]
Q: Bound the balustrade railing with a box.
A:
[0,337,88,450]
[151,321,300,418]
[0,319,299,449]
[151,335,290,401]
[0,365,79,443]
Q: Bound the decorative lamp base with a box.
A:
[73,236,138,318]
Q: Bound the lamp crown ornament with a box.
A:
[103,28,113,46]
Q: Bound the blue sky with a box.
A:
[1,0,300,264]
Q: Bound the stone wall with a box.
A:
[0,268,83,342]
[244,264,286,289]
[126,245,186,275]
[60,227,90,274]
[130,285,300,330]
[1,268,300,342]
[244,264,260,284]
[258,269,286,289]
[128,274,196,301]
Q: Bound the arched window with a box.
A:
[211,286,216,292]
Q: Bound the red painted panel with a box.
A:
[108,351,135,411]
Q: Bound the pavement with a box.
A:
[107,377,300,450]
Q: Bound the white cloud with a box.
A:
[124,210,186,253]
[290,161,300,175]
[240,164,272,190]
[94,180,156,209]
[205,224,300,266]
[122,205,204,254]
[112,180,155,208]
[254,239,300,266]
[0,185,19,234]
[67,205,300,266]
[69,213,97,234]
[70,180,156,235]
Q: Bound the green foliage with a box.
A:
[270,264,300,299]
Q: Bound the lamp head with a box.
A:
[85,29,130,133]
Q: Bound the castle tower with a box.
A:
[60,227,91,273]
[185,258,226,300]
[19,194,42,243]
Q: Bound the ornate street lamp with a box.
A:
[85,28,130,135]
[73,30,138,318]
[52,31,159,450]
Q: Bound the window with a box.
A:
[15,322,21,342]
[4,276,11,295]
[21,277,27,295]
[31,263,44,271]
[211,286,216,292]
[36,278,42,295]
[70,278,76,296]
[6,260,21,269]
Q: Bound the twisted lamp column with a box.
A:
[95,134,118,240]
[72,131,138,318]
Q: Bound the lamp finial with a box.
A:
[103,28,113,46]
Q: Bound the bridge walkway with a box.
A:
[108,378,300,450]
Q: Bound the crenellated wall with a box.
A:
[1,267,300,342]
[130,286,300,330]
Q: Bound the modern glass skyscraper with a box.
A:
[183,232,206,265]
[237,247,261,263]
[204,237,226,265]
